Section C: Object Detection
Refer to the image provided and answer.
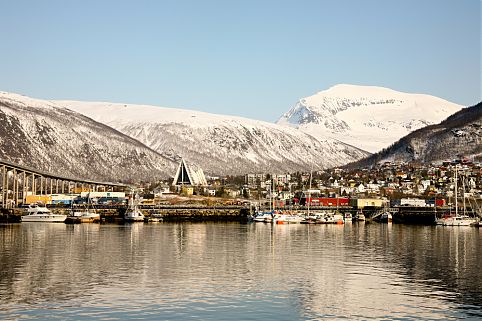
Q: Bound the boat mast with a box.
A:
[269,181,272,212]
[307,164,313,217]
[462,169,466,216]
[455,166,458,217]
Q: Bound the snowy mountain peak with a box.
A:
[317,84,402,99]
[277,84,463,152]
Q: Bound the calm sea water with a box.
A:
[0,222,481,320]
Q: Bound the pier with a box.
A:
[0,205,250,223]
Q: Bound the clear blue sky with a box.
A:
[1,0,480,122]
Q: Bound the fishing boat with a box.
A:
[344,212,352,223]
[354,210,366,221]
[21,203,67,223]
[379,212,393,223]
[124,194,144,222]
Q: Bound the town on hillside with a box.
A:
[2,156,482,225]
[138,157,482,214]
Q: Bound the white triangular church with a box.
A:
[172,158,207,186]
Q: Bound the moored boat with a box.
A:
[435,165,477,227]
[252,211,274,223]
[437,215,477,226]
[125,206,144,222]
[21,203,67,223]
[274,214,304,224]
[354,211,366,221]
[124,194,145,222]
[344,212,352,223]
[379,212,393,223]
[69,193,100,223]
[333,213,344,224]
[145,213,163,223]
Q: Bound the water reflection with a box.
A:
[0,223,481,320]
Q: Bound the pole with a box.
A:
[455,166,458,216]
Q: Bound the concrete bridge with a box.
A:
[0,159,127,208]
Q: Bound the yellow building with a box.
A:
[350,198,387,209]
[74,187,92,194]
[25,195,53,205]
[181,186,194,196]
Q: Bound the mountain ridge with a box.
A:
[277,84,462,153]
[0,91,177,182]
[346,101,482,168]
[58,98,370,175]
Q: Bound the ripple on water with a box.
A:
[0,223,481,320]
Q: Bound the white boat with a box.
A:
[124,205,144,222]
[70,195,100,222]
[21,203,67,223]
[354,211,366,221]
[435,166,477,226]
[124,194,144,222]
[71,211,101,222]
[344,212,352,223]
[316,211,335,224]
[435,215,449,225]
[252,211,274,222]
[273,213,304,224]
[437,215,477,226]
[145,213,163,223]
[320,212,343,224]
[302,212,323,224]
[333,213,344,224]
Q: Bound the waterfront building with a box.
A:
[399,198,428,207]
[350,198,388,209]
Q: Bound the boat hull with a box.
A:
[436,216,477,226]
[21,215,67,223]
[124,216,144,222]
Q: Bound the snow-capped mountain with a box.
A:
[60,100,369,175]
[277,84,463,153]
[0,92,176,182]
[348,101,482,168]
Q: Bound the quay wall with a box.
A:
[0,207,250,223]
[1,206,473,225]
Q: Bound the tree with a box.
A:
[215,187,226,198]
[242,188,249,199]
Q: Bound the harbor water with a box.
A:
[0,222,481,320]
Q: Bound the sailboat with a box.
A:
[70,193,100,222]
[436,166,477,226]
